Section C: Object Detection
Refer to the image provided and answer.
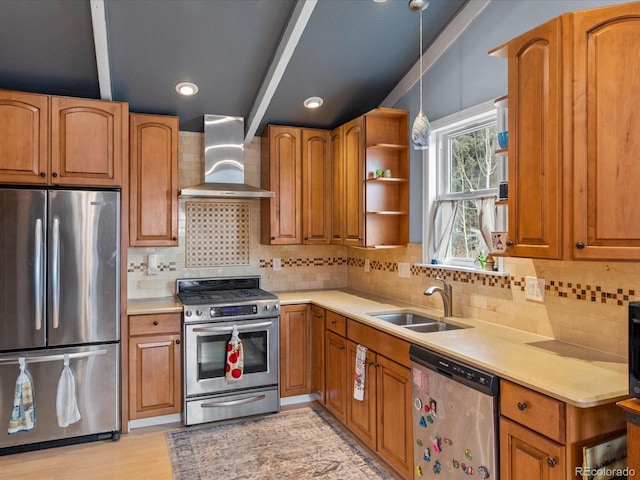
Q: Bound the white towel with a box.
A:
[56,354,81,427]
[8,357,35,434]
[225,325,244,381]
[353,344,367,401]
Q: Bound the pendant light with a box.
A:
[410,0,431,150]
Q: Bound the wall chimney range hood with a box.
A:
[179,115,275,198]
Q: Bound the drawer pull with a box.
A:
[153,320,159,326]
[547,458,557,468]
[517,401,527,411]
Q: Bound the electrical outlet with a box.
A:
[272,258,281,271]
[525,276,545,301]
[147,254,158,275]
[398,262,411,279]
[364,259,370,273]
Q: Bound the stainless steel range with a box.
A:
[177,276,280,426]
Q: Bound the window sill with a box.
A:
[414,262,509,277]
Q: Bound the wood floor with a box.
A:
[0,403,401,480]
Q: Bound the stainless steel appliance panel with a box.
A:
[0,189,47,351]
[410,345,499,480]
[184,317,279,397]
[46,190,120,346]
[185,387,279,426]
[0,343,120,449]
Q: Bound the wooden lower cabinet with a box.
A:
[325,330,348,423]
[310,305,326,403]
[500,417,565,480]
[346,341,377,448]
[128,313,182,420]
[279,304,311,397]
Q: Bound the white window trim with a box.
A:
[421,100,507,272]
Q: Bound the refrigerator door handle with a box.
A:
[34,218,43,331]
[52,216,60,329]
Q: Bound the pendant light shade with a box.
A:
[411,3,431,150]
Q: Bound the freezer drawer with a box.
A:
[0,343,120,450]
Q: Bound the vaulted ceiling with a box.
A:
[0,0,470,139]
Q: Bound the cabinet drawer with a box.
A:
[347,319,410,367]
[129,313,181,336]
[500,379,565,443]
[326,310,346,336]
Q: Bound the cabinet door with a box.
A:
[330,126,345,244]
[261,126,302,244]
[279,304,311,397]
[376,355,412,479]
[500,417,565,480]
[302,129,331,244]
[346,341,376,449]
[572,3,640,260]
[51,96,126,186]
[325,330,348,423]
[0,90,49,184]
[507,17,563,259]
[128,333,182,419]
[310,305,326,403]
[343,117,364,247]
[129,113,179,247]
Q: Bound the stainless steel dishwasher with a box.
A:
[410,344,499,479]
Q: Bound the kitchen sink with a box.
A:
[366,310,469,332]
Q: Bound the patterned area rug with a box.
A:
[165,406,395,479]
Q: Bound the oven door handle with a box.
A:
[192,321,273,333]
[201,394,266,408]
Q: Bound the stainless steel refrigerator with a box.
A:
[0,188,120,453]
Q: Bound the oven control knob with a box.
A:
[264,305,271,311]
[273,304,279,311]
[196,309,202,316]
[185,310,192,317]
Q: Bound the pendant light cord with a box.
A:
[418,9,423,116]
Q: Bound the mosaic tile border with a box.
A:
[128,261,177,273]
[512,278,637,306]
[259,257,347,268]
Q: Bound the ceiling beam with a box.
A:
[380,0,492,108]
[90,0,113,100]
[244,0,317,144]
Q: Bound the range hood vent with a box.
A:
[179,114,274,198]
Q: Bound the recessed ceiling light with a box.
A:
[303,96,323,109]
[175,82,199,96]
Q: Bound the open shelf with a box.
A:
[365,177,408,183]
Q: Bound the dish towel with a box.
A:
[8,357,35,434]
[353,344,368,401]
[225,325,244,381]
[56,354,81,428]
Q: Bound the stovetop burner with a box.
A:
[177,288,276,305]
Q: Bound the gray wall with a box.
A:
[397,0,637,244]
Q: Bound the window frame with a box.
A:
[422,100,507,271]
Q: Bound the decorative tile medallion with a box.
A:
[186,202,250,267]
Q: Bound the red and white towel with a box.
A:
[225,325,244,381]
[353,344,367,401]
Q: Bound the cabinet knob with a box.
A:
[339,345,345,350]
[506,240,513,247]
[547,458,557,468]
[271,236,276,240]
[517,401,527,411]
[576,242,585,249]
[175,339,181,345]
[39,172,46,178]
[52,172,58,178]
[172,236,177,241]
[153,320,159,326]
[304,237,308,240]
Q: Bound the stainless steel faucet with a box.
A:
[423,276,452,317]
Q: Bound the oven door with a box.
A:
[184,317,279,397]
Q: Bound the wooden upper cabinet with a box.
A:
[302,129,331,244]
[330,126,345,245]
[0,90,49,184]
[571,3,640,260]
[342,116,364,247]
[129,113,179,247]
[507,16,563,259]
[51,96,127,186]
[261,125,302,244]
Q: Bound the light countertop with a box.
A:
[128,288,628,408]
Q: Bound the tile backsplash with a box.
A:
[128,131,638,357]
